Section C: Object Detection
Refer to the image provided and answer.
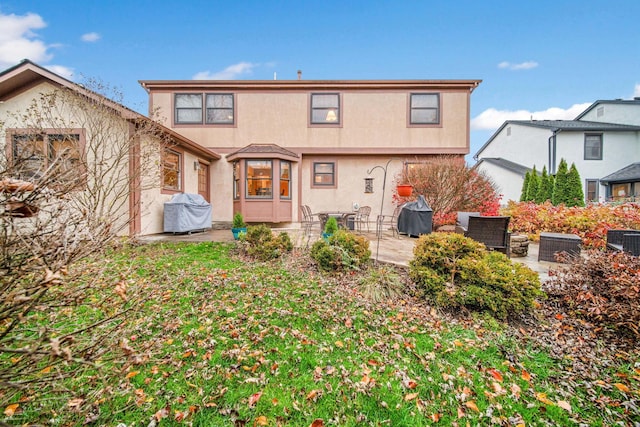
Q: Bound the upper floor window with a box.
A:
[410,93,440,125]
[584,133,603,160]
[11,131,82,185]
[313,162,335,186]
[310,93,340,125]
[175,93,234,125]
[162,149,181,191]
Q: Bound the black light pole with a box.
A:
[366,158,402,264]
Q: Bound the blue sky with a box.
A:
[1,0,639,160]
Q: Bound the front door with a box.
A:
[198,162,209,202]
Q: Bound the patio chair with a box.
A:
[465,215,511,257]
[353,205,371,232]
[300,205,321,236]
[376,205,402,238]
[454,211,480,234]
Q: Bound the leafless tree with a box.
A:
[0,81,171,404]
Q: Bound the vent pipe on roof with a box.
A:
[297,70,302,80]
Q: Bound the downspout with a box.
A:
[548,129,560,175]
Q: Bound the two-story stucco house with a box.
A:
[474,99,640,203]
[139,76,481,226]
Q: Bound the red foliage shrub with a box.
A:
[502,201,640,248]
[391,156,502,227]
[545,250,640,338]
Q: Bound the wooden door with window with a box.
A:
[197,162,209,202]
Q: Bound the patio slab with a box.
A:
[137,228,565,281]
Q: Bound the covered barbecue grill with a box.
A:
[163,193,212,233]
[397,195,433,237]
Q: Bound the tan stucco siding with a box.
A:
[151,90,470,151]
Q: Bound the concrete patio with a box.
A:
[138,227,567,281]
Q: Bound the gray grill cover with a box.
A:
[397,195,433,237]
[163,193,212,233]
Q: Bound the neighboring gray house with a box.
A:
[474,99,640,203]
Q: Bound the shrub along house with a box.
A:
[0,60,220,236]
[139,75,481,226]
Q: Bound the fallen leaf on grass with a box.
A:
[464,400,480,412]
[249,391,263,407]
[430,413,441,422]
[126,370,139,379]
[404,393,419,401]
[309,419,324,427]
[335,341,344,348]
[557,400,572,413]
[536,392,555,406]
[306,389,321,401]
[487,368,503,382]
[614,383,630,393]
[254,415,268,426]
[4,404,19,417]
[521,370,532,382]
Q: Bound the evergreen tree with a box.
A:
[527,166,540,202]
[536,166,554,203]
[552,159,569,205]
[566,163,585,207]
[520,171,530,202]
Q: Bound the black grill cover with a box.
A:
[397,195,433,237]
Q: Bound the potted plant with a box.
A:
[396,184,413,197]
[231,212,247,240]
[322,216,339,240]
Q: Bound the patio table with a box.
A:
[317,211,356,231]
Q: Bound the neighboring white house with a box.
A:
[474,99,640,203]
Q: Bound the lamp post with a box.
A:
[366,158,403,264]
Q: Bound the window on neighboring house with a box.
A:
[410,93,440,125]
[232,161,240,200]
[310,93,340,124]
[162,149,181,191]
[586,179,599,202]
[280,161,291,198]
[175,93,234,124]
[246,160,272,198]
[313,162,335,186]
[584,133,603,160]
[611,183,631,201]
[11,132,81,184]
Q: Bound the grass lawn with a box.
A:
[1,241,638,426]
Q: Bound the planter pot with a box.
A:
[231,227,247,240]
[397,184,413,197]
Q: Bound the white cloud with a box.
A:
[471,103,592,130]
[634,84,640,98]
[44,64,74,80]
[81,32,100,42]
[0,11,52,69]
[497,61,539,71]
[193,62,257,80]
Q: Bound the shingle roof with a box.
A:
[226,144,300,162]
[475,158,534,177]
[508,120,640,131]
[600,163,640,183]
[575,98,640,120]
[474,119,640,159]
